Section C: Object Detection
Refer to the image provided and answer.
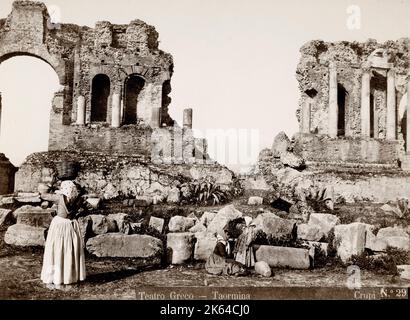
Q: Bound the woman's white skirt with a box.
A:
[41,216,86,285]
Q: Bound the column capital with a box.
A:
[361,62,372,73]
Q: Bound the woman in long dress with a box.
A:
[233,221,256,268]
[41,181,86,286]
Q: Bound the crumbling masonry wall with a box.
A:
[0,1,177,155]
[295,39,410,167]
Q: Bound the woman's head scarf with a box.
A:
[56,181,79,203]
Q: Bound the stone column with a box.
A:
[328,63,338,138]
[301,98,311,133]
[183,108,193,129]
[76,95,86,125]
[407,77,410,153]
[111,92,121,128]
[386,69,396,140]
[361,67,371,137]
[151,107,161,128]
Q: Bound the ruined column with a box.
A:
[361,67,371,137]
[407,77,410,153]
[183,108,193,129]
[328,63,338,138]
[76,95,86,125]
[111,92,121,128]
[151,107,161,128]
[301,98,311,134]
[386,69,396,140]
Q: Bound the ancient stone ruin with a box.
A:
[294,39,410,170]
[0,1,232,198]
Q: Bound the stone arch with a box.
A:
[123,74,145,124]
[91,74,111,122]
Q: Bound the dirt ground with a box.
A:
[1,200,409,300]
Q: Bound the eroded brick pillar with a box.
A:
[76,95,86,125]
[386,69,396,140]
[151,107,161,128]
[111,92,121,128]
[361,67,371,137]
[183,108,193,129]
[328,63,338,138]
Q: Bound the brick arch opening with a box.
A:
[91,74,111,122]
[0,56,60,166]
[123,74,145,124]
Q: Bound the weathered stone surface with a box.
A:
[189,223,207,233]
[167,232,195,264]
[5,224,46,247]
[87,198,101,210]
[86,234,163,258]
[37,183,50,194]
[271,131,291,158]
[377,227,408,238]
[135,195,153,206]
[0,209,13,226]
[194,232,217,261]
[166,187,181,203]
[252,212,296,238]
[15,196,41,203]
[382,237,410,251]
[149,216,165,233]
[254,245,310,269]
[297,223,324,241]
[200,211,216,227]
[365,225,388,252]
[308,213,340,237]
[254,261,272,277]
[207,205,243,236]
[90,215,117,235]
[108,213,130,234]
[0,196,15,205]
[15,205,55,228]
[397,265,410,280]
[280,151,305,169]
[248,196,264,206]
[334,223,366,263]
[40,201,49,209]
[168,215,196,232]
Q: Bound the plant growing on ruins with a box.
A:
[180,178,231,206]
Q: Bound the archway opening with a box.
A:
[337,83,348,137]
[123,74,145,125]
[0,56,60,166]
[91,74,110,122]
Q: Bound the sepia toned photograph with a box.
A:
[0,0,409,307]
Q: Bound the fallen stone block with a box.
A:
[377,227,408,238]
[254,245,310,269]
[86,198,101,210]
[199,211,216,227]
[90,214,117,235]
[254,261,272,277]
[334,223,366,263]
[252,212,296,239]
[149,216,165,233]
[309,213,340,238]
[297,223,325,241]
[383,236,410,251]
[86,234,163,259]
[0,196,15,205]
[108,213,130,234]
[207,205,243,236]
[194,232,217,261]
[15,196,41,204]
[40,193,60,203]
[167,232,195,264]
[271,131,291,158]
[189,223,207,233]
[0,209,13,226]
[5,224,46,247]
[280,151,305,169]
[166,187,181,204]
[397,265,410,281]
[15,205,55,228]
[168,215,197,233]
[248,196,264,206]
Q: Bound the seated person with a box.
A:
[205,229,247,276]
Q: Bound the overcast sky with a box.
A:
[0,0,409,169]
